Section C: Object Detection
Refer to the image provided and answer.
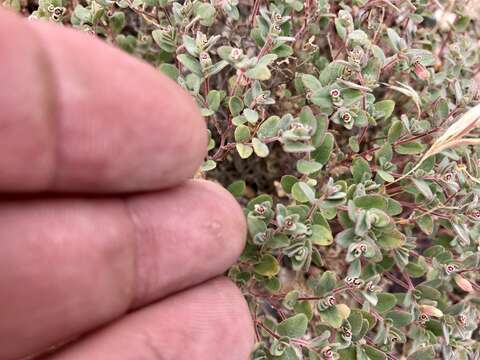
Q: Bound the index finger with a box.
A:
[0,9,207,193]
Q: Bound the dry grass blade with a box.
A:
[390,103,480,184]
[383,82,422,118]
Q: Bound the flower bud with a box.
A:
[454,275,474,292]
[412,58,430,81]
[330,89,341,98]
[230,48,243,61]
[445,264,457,275]
[321,346,334,360]
[419,305,443,318]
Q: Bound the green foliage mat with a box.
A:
[7,0,480,358]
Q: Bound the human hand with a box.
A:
[0,9,253,360]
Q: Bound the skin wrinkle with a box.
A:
[122,195,156,311]
[140,328,167,360]
[25,17,60,191]
[0,11,55,191]
[0,198,135,358]
[136,278,253,360]
[121,181,247,310]
[123,188,199,309]
[45,278,253,360]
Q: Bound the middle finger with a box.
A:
[0,180,246,360]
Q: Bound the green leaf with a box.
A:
[312,132,334,164]
[354,195,388,210]
[385,310,413,327]
[377,229,405,250]
[281,175,298,193]
[319,61,345,86]
[277,314,308,338]
[309,225,333,246]
[374,100,395,119]
[351,157,372,183]
[73,4,92,22]
[205,60,229,77]
[348,310,364,336]
[347,29,370,47]
[229,96,244,116]
[247,215,267,237]
[110,12,126,33]
[405,49,435,66]
[386,28,405,52]
[252,138,269,157]
[299,106,317,128]
[227,180,246,197]
[454,16,471,31]
[395,141,426,155]
[236,143,253,159]
[182,34,197,56]
[302,74,322,91]
[376,143,393,163]
[296,160,322,175]
[201,108,214,117]
[244,109,259,124]
[360,311,377,330]
[159,63,179,80]
[415,285,441,300]
[207,90,221,112]
[291,182,316,203]
[386,198,403,216]
[363,345,387,360]
[435,98,449,120]
[258,116,280,140]
[294,301,313,321]
[405,262,426,278]
[320,304,350,328]
[312,115,328,147]
[265,276,281,292]
[234,125,251,142]
[272,43,293,58]
[257,53,278,67]
[282,141,315,153]
[245,65,272,80]
[247,195,273,211]
[338,347,356,360]
[374,293,397,313]
[310,88,333,112]
[377,170,395,182]
[315,271,337,296]
[349,136,359,153]
[177,53,202,75]
[196,2,216,25]
[245,54,277,80]
[283,290,300,310]
[342,88,363,107]
[411,178,433,200]
[416,214,433,235]
[319,305,342,328]
[201,159,216,171]
[254,254,280,277]
[387,120,404,143]
[407,346,435,360]
[277,347,300,360]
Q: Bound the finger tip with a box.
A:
[206,277,255,358]
[190,179,247,262]
[162,81,208,183]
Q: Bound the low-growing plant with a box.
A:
[6,0,480,358]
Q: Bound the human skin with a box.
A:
[0,8,254,360]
